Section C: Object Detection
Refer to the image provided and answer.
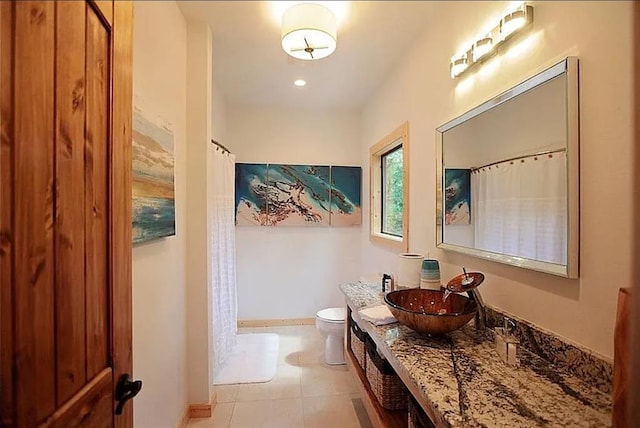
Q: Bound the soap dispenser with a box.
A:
[380,273,396,293]
[495,317,519,366]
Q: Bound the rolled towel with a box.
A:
[359,305,397,326]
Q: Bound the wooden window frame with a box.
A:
[369,122,409,252]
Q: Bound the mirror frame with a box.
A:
[436,57,579,278]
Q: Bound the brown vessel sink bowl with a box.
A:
[384,289,478,335]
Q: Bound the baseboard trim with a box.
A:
[177,390,218,427]
[238,317,315,328]
[189,402,212,419]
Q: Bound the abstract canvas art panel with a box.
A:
[132,111,176,243]
[235,163,269,226]
[444,168,471,225]
[267,164,331,226]
[330,166,362,226]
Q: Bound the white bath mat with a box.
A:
[213,333,279,385]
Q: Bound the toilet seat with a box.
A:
[316,307,345,323]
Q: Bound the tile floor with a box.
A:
[187,325,373,428]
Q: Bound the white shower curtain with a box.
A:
[472,152,567,265]
[208,145,238,369]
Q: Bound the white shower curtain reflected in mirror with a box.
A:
[208,145,237,369]
[472,152,567,265]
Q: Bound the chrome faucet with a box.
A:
[467,288,486,330]
[445,268,487,331]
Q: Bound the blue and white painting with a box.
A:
[267,164,331,226]
[235,163,363,227]
[235,163,269,226]
[330,166,362,226]
[444,168,471,225]
[132,111,176,243]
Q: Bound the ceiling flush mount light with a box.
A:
[450,3,534,79]
[294,79,307,87]
[281,3,337,60]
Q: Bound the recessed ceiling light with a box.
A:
[294,79,306,87]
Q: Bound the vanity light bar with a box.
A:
[450,55,469,79]
[450,3,534,79]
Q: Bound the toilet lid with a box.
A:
[316,307,345,323]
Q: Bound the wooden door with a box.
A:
[0,1,134,427]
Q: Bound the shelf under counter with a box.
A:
[345,307,408,428]
[340,281,612,428]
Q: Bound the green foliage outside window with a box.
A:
[382,147,403,236]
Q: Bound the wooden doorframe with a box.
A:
[630,2,640,427]
[111,2,134,427]
[0,2,15,424]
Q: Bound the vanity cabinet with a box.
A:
[341,281,612,428]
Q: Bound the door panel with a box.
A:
[85,3,111,381]
[92,0,113,26]
[13,1,57,424]
[54,0,88,405]
[45,369,113,428]
[0,1,134,426]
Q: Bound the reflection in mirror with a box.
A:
[436,58,579,278]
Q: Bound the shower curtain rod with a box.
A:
[471,148,566,171]
[211,138,231,154]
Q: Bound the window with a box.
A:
[369,122,409,251]
[381,146,403,236]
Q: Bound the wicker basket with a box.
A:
[408,395,434,428]
[350,318,367,373]
[365,337,408,410]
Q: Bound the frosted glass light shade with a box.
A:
[281,3,337,60]
[450,55,468,78]
[501,9,527,39]
[473,36,493,62]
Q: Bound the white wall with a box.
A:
[185,21,214,404]
[208,63,228,392]
[361,1,633,359]
[212,79,227,143]
[132,2,188,426]
[227,106,362,320]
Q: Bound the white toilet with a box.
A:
[315,307,346,365]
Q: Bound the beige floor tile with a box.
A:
[256,326,300,336]
[215,384,240,403]
[300,362,358,397]
[230,398,304,428]
[272,363,302,382]
[207,325,369,427]
[296,340,325,365]
[297,351,325,366]
[236,381,301,402]
[236,365,301,402]
[187,402,234,428]
[279,350,301,367]
[278,338,305,355]
[302,394,364,428]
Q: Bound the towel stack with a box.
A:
[359,305,397,326]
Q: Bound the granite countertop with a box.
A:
[340,281,612,428]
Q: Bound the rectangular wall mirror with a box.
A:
[436,57,579,278]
